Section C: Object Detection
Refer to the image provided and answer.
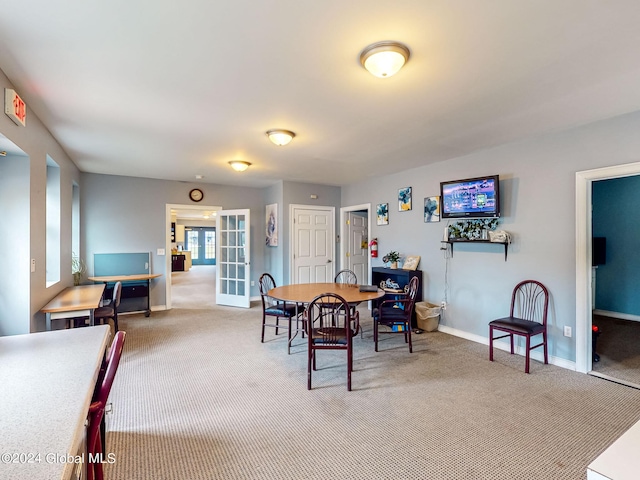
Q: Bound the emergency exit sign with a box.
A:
[5,88,26,126]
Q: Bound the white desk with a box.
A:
[588,418,640,479]
[0,325,111,480]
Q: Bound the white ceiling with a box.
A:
[2,1,640,188]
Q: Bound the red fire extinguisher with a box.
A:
[369,238,378,258]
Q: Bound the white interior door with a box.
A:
[347,212,368,284]
[216,209,250,308]
[291,205,334,284]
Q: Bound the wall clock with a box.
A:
[189,188,204,202]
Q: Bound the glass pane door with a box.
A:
[216,209,250,308]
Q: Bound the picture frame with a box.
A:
[402,255,421,271]
[266,203,278,246]
[376,203,389,225]
[424,196,441,223]
[399,187,412,211]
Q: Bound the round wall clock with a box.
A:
[189,188,204,202]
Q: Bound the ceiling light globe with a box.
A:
[360,41,410,78]
[229,161,251,172]
[266,129,295,146]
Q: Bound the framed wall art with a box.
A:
[424,196,440,223]
[399,187,412,211]
[376,203,389,225]
[266,203,278,246]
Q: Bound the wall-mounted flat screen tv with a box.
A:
[440,175,500,219]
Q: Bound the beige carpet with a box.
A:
[104,302,640,480]
[170,265,217,309]
[592,314,640,387]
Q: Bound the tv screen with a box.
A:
[440,175,500,219]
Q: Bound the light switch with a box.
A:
[157,248,165,256]
[30,259,36,272]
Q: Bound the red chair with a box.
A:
[489,280,549,373]
[373,276,419,353]
[305,293,359,391]
[87,331,126,480]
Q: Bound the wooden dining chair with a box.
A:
[305,293,359,391]
[87,331,126,480]
[334,269,362,338]
[373,276,419,353]
[259,273,303,354]
[489,280,549,373]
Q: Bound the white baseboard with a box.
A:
[437,324,576,371]
[593,309,640,323]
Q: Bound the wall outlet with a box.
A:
[250,280,255,287]
[440,301,447,310]
[564,326,572,337]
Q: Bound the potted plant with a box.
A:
[383,251,401,269]
[72,254,87,286]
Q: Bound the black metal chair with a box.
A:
[373,276,419,353]
[94,281,122,332]
[489,280,549,373]
[305,293,359,391]
[259,273,303,354]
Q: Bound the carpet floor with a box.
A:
[104,303,640,480]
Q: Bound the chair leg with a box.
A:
[347,342,352,391]
[287,316,292,355]
[543,331,548,364]
[510,333,515,354]
[261,314,266,343]
[407,322,413,353]
[525,335,531,373]
[374,319,379,352]
[307,348,313,390]
[489,326,494,361]
[113,312,118,333]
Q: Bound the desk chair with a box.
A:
[489,280,549,373]
[87,331,126,480]
[305,293,359,391]
[94,281,122,332]
[259,273,303,354]
[373,276,419,353]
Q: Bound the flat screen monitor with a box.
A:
[440,175,500,219]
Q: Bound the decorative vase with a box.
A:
[390,262,398,269]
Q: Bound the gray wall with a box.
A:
[82,173,266,305]
[1,67,81,334]
[342,110,640,364]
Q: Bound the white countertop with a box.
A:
[0,325,111,480]
[588,417,640,480]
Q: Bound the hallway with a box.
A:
[171,265,216,309]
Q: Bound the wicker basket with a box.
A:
[415,302,441,332]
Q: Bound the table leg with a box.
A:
[46,312,52,331]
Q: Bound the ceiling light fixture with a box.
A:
[360,41,410,78]
[266,129,295,146]
[228,160,251,172]
[0,151,7,156]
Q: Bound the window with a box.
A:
[46,156,61,286]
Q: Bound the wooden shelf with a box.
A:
[442,239,509,261]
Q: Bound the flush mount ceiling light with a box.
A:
[266,129,295,146]
[228,160,251,172]
[360,41,410,78]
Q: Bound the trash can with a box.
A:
[415,302,441,332]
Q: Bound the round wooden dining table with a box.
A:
[268,282,385,305]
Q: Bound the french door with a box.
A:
[215,209,250,308]
[185,227,216,265]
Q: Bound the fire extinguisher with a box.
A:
[369,238,378,258]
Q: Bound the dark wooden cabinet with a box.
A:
[171,254,185,272]
[371,267,423,327]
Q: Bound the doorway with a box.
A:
[166,204,221,310]
[575,161,640,379]
[340,204,371,285]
